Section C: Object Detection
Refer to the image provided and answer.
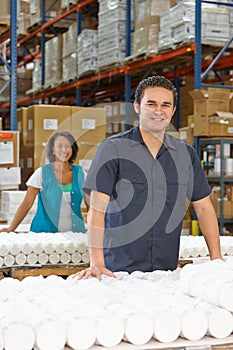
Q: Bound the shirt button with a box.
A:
[72,212,74,216]
[72,203,74,206]
[71,191,74,194]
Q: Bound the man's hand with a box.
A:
[74,265,115,281]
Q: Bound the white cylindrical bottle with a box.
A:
[4,323,35,350]
[43,243,54,255]
[9,244,20,256]
[54,243,65,255]
[32,243,43,255]
[0,244,10,257]
[3,255,15,267]
[77,243,87,254]
[81,251,90,264]
[35,321,66,350]
[60,252,71,264]
[15,253,27,266]
[71,252,82,264]
[66,242,76,254]
[48,252,60,265]
[207,308,233,339]
[180,310,208,341]
[21,243,33,255]
[66,318,96,350]
[38,253,49,265]
[96,315,124,347]
[152,311,181,343]
[123,313,153,345]
[26,253,38,265]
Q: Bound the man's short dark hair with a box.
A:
[134,75,177,106]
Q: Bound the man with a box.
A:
[78,75,222,280]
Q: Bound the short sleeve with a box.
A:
[83,140,118,196]
[26,167,43,190]
[188,145,211,201]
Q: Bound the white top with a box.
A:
[26,168,73,232]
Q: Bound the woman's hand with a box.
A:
[0,226,13,233]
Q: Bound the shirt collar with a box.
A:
[131,126,177,151]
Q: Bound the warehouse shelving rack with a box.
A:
[0,0,233,130]
[198,138,233,235]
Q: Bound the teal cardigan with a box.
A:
[30,163,86,233]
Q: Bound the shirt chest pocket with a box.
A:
[115,175,148,208]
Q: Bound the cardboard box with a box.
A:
[17,107,28,146]
[194,113,233,137]
[0,167,21,189]
[26,105,71,146]
[212,199,232,218]
[179,126,194,145]
[0,131,19,168]
[189,88,230,117]
[70,106,106,145]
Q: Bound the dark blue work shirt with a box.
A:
[83,127,211,273]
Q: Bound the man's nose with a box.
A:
[153,104,163,114]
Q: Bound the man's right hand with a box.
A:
[74,265,115,281]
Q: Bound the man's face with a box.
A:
[134,86,176,134]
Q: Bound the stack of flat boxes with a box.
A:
[29,0,61,27]
[0,191,37,226]
[132,0,171,55]
[97,101,138,136]
[97,0,134,68]
[158,0,232,51]
[62,22,77,82]
[0,131,20,222]
[44,35,63,88]
[17,0,30,35]
[77,29,98,77]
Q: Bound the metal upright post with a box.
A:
[194,0,202,90]
[76,10,82,106]
[124,0,131,130]
[10,0,18,130]
[41,0,46,103]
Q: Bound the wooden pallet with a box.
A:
[2,264,89,281]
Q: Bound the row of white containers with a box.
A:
[0,258,232,349]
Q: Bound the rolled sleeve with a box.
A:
[83,140,119,196]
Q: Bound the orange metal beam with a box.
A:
[0,28,10,44]
[125,43,196,72]
[17,51,41,67]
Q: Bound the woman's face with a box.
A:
[52,136,73,162]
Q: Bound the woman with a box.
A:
[0,131,86,233]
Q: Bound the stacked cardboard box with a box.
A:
[0,131,20,221]
[0,190,37,225]
[62,23,77,82]
[189,88,232,137]
[132,0,170,55]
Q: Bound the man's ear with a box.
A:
[134,101,139,114]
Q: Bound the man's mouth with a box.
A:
[151,117,164,122]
